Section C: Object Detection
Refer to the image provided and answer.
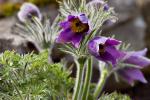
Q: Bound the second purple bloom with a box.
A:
[88,36,124,65]
[118,48,150,85]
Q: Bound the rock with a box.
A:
[141,1,150,57]
[0,17,15,33]
[103,0,146,50]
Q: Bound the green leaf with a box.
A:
[0,50,74,99]
[99,92,131,100]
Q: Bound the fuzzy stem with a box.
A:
[73,64,83,100]
[52,95,57,100]
[73,57,86,100]
[77,68,85,99]
[81,57,92,100]
[93,69,108,99]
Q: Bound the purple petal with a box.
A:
[106,38,122,46]
[106,46,125,60]
[78,14,88,23]
[88,39,99,56]
[56,28,83,48]
[71,34,83,48]
[132,48,148,56]
[60,15,75,28]
[125,53,150,68]
[98,51,117,65]
[119,68,147,85]
[59,21,70,29]
[68,15,76,21]
[92,37,108,44]
[56,28,73,43]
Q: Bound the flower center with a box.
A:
[99,44,105,55]
[70,18,89,33]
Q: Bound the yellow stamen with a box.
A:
[70,18,89,33]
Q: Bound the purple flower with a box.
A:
[56,14,90,48]
[18,3,42,23]
[118,48,150,85]
[87,0,109,11]
[88,37,124,65]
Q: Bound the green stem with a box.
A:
[52,95,57,100]
[81,57,93,100]
[93,69,108,99]
[77,68,85,100]
[72,58,86,100]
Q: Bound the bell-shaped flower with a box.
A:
[56,14,90,48]
[88,37,124,65]
[117,48,150,85]
[18,3,42,23]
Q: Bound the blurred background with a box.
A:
[0,0,150,100]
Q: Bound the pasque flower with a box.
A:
[56,14,90,48]
[18,3,42,22]
[88,37,124,65]
[118,48,150,85]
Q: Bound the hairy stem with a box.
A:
[93,69,108,99]
[72,57,86,100]
[81,57,93,100]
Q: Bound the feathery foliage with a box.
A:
[0,50,73,99]
[99,92,131,100]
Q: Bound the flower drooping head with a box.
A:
[117,48,150,85]
[88,37,124,65]
[18,3,42,23]
[56,14,90,48]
